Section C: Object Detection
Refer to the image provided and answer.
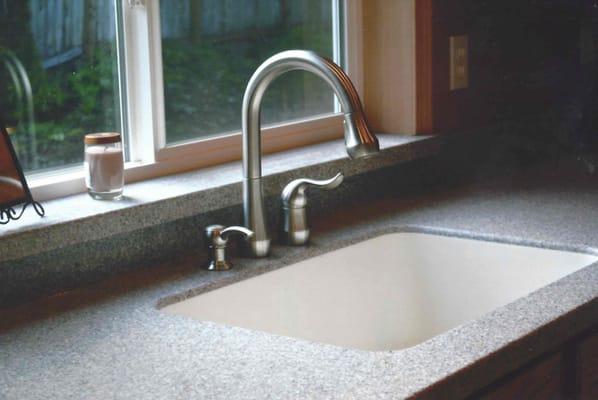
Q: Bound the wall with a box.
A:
[362,0,417,135]
[432,2,578,126]
[431,0,598,153]
[362,0,598,155]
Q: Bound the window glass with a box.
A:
[161,0,337,144]
[0,0,122,173]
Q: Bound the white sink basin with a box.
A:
[162,232,597,351]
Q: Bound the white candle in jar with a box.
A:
[84,145,124,193]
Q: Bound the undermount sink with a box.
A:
[162,232,597,351]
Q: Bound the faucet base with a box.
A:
[244,238,271,258]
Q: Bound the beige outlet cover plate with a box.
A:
[450,35,469,90]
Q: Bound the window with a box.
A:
[0,0,357,200]
[0,1,122,173]
[160,0,338,144]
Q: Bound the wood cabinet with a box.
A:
[470,327,597,400]
[476,353,564,400]
[577,331,598,399]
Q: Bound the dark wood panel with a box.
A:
[415,0,434,134]
[419,0,583,134]
[476,352,564,400]
[429,0,481,133]
[577,331,598,400]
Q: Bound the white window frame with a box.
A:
[28,0,364,201]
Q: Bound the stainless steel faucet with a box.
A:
[242,50,380,257]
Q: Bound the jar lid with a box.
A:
[84,132,121,145]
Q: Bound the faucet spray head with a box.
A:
[343,112,380,159]
[321,56,380,159]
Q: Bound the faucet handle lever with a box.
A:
[204,225,254,271]
[281,172,344,208]
[281,172,344,245]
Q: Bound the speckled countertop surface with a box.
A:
[1,159,598,399]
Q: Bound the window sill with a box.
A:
[28,113,346,201]
[0,133,440,264]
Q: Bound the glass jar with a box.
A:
[84,132,124,200]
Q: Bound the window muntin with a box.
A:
[0,0,122,173]
[160,0,338,144]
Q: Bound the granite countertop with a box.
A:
[1,160,598,399]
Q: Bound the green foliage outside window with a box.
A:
[1,0,335,171]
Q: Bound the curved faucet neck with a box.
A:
[242,50,378,180]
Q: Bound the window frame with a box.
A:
[27,0,364,201]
